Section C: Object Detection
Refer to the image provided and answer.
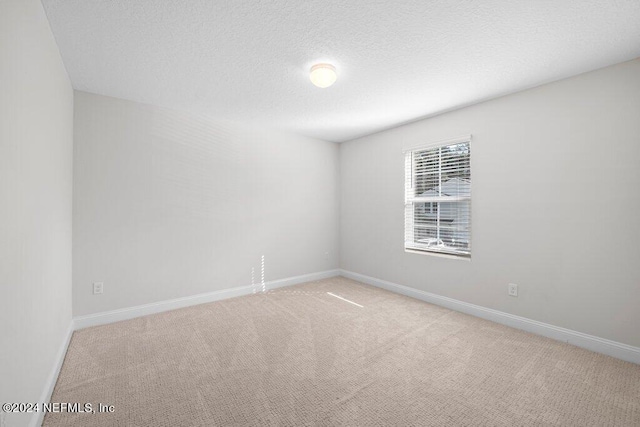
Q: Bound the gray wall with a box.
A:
[340,58,640,347]
[73,91,339,316]
[0,0,74,426]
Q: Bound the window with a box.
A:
[404,136,471,257]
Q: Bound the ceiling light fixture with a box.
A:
[310,63,337,88]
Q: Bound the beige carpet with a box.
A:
[45,277,640,426]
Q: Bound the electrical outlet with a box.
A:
[93,282,104,295]
[508,283,518,297]
[324,252,329,261]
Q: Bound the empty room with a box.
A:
[2,0,640,426]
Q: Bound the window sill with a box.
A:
[404,248,471,261]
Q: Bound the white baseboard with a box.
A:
[340,269,640,365]
[73,269,340,330]
[31,322,75,427]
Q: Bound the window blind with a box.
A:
[404,138,471,257]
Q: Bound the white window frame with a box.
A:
[404,135,472,258]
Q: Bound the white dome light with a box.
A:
[310,63,337,88]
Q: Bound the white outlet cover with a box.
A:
[93,282,104,295]
[508,283,518,297]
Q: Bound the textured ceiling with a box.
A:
[42,0,640,142]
